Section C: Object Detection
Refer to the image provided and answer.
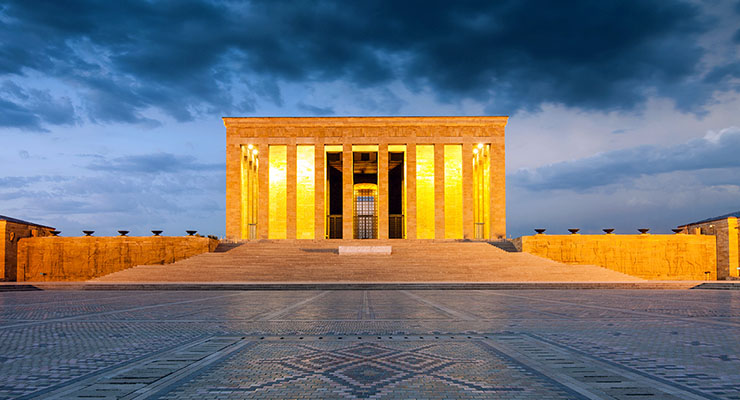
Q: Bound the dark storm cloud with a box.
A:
[511,127,740,191]
[0,0,734,128]
[0,81,76,130]
[86,152,224,174]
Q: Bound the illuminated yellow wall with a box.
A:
[296,145,315,239]
[516,234,717,280]
[241,146,249,238]
[416,145,435,239]
[268,145,287,239]
[444,145,463,239]
[473,144,491,239]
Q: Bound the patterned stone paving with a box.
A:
[1,289,740,399]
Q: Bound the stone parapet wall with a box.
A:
[515,234,717,280]
[16,236,218,282]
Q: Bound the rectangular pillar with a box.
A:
[286,143,297,239]
[342,144,353,239]
[490,138,506,239]
[434,143,445,240]
[225,142,241,240]
[314,141,325,240]
[728,217,739,278]
[462,143,474,239]
[258,143,269,239]
[378,143,389,239]
[406,143,416,239]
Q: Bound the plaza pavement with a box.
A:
[1,289,740,399]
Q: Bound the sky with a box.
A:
[1,0,739,238]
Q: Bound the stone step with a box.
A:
[92,240,645,283]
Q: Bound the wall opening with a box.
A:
[241,145,259,239]
[325,145,343,239]
[388,145,406,239]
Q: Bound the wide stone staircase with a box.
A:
[93,240,643,283]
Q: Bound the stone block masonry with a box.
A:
[515,234,717,280]
[1,218,55,281]
[224,116,507,241]
[16,236,218,282]
[680,216,739,279]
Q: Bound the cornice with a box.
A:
[222,116,509,128]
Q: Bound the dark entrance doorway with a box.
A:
[326,151,343,239]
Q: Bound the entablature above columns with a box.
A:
[224,116,508,142]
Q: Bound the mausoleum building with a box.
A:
[224,117,507,241]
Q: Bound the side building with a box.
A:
[0,215,55,281]
[679,211,740,280]
[224,117,507,241]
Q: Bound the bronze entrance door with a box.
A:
[353,184,378,239]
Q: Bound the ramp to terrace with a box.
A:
[92,240,643,283]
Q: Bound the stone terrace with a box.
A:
[92,240,643,283]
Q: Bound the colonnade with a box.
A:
[224,117,507,241]
[237,142,497,241]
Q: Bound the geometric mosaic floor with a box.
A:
[1,289,739,399]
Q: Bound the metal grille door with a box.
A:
[354,188,377,239]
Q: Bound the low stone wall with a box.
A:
[16,236,218,282]
[514,234,717,280]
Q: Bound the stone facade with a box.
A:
[514,233,717,280]
[680,215,739,279]
[16,236,218,282]
[0,216,54,281]
[224,116,507,241]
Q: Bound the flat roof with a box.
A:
[0,215,55,229]
[680,210,740,226]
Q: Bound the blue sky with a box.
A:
[1,0,739,238]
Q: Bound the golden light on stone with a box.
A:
[416,144,435,239]
[473,143,491,239]
[225,117,508,241]
[268,145,287,239]
[296,145,315,239]
[444,145,463,239]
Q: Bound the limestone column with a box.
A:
[462,143,474,239]
[490,137,506,240]
[378,143,389,239]
[314,141,325,240]
[727,217,739,278]
[406,143,417,239]
[258,142,269,239]
[286,143,297,239]
[342,144,353,239]
[225,142,241,240]
[434,143,445,240]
